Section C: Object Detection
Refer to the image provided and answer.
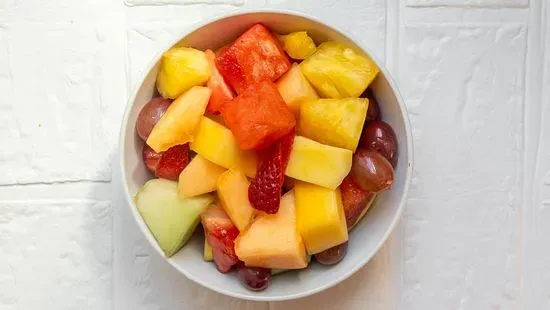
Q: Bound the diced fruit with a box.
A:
[216,24,290,94]
[236,265,272,292]
[294,181,348,254]
[136,97,172,141]
[277,31,317,60]
[134,179,214,257]
[299,98,368,151]
[189,117,257,177]
[205,49,234,114]
[248,132,294,214]
[156,47,211,99]
[285,136,352,189]
[351,148,394,193]
[276,63,319,117]
[235,191,308,270]
[178,154,226,198]
[155,144,190,181]
[314,241,348,265]
[271,269,288,276]
[221,81,296,150]
[147,86,212,152]
[300,41,379,98]
[360,121,398,167]
[216,169,256,231]
[340,175,376,229]
[142,144,162,173]
[204,233,214,261]
[364,90,381,122]
[201,206,240,273]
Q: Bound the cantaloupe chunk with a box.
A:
[285,136,352,189]
[235,191,308,269]
[276,63,319,117]
[216,169,256,232]
[294,181,348,254]
[147,86,211,152]
[178,154,226,198]
[189,117,257,178]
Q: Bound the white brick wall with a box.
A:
[0,0,549,309]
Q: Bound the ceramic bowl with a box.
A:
[119,8,413,301]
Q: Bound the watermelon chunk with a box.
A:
[221,81,296,150]
[215,24,291,94]
[205,49,234,114]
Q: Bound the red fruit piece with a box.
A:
[136,97,172,141]
[205,49,235,114]
[154,144,189,181]
[340,175,375,228]
[221,81,296,150]
[201,207,240,273]
[248,132,294,214]
[142,144,163,173]
[215,24,291,94]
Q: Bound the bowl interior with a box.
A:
[121,11,412,301]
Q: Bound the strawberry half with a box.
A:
[154,144,190,181]
[201,207,240,273]
[248,131,295,214]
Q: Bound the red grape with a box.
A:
[314,242,348,265]
[136,97,171,141]
[351,148,394,193]
[236,265,271,291]
[142,144,162,173]
[360,121,398,167]
[365,91,380,122]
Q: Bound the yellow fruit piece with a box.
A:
[299,98,368,151]
[147,86,211,152]
[178,155,226,199]
[278,31,317,60]
[216,169,256,232]
[203,232,214,261]
[300,41,379,98]
[285,136,352,189]
[189,117,257,178]
[235,191,308,269]
[276,63,319,117]
[156,47,212,99]
[294,181,348,254]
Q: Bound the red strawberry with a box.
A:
[248,132,295,214]
[340,175,375,228]
[154,144,189,181]
[201,207,240,273]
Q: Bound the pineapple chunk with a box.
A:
[299,98,368,151]
[277,31,317,60]
[300,41,379,98]
[216,169,256,232]
[276,63,319,117]
[294,181,348,254]
[285,136,352,189]
[157,47,211,99]
[147,86,211,152]
[178,154,226,198]
[189,117,257,178]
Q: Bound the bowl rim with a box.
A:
[118,7,414,302]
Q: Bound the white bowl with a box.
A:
[119,9,413,302]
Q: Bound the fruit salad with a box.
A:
[133,23,398,292]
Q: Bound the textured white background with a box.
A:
[0,0,549,309]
